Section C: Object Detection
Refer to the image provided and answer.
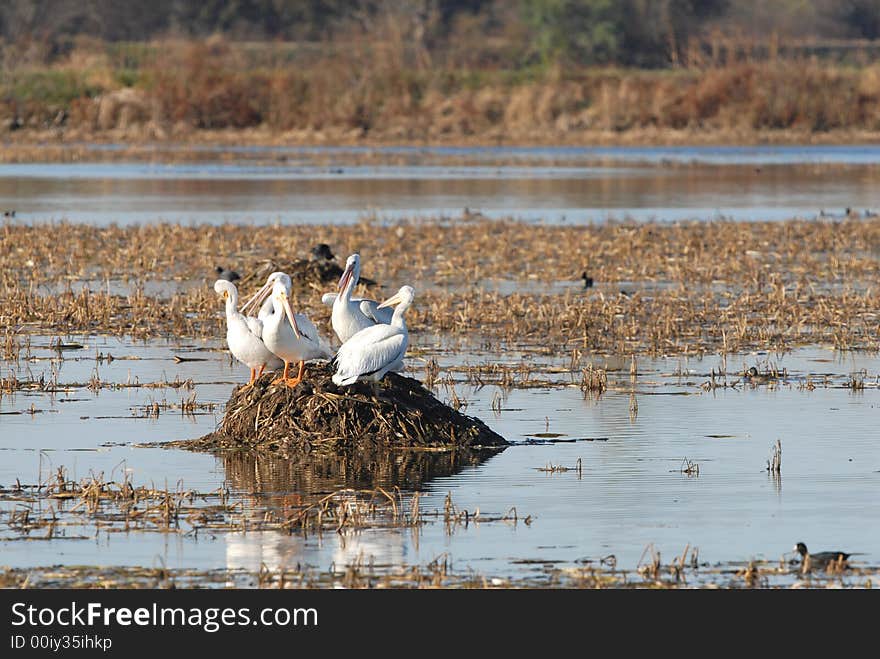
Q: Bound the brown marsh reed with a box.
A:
[0,464,521,543]
[3,552,875,589]
[767,439,782,475]
[3,216,880,361]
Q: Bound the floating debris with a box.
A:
[535,458,583,476]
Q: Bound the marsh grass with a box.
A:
[0,464,518,543]
[4,217,880,359]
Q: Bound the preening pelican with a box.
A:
[327,253,393,343]
[244,272,331,387]
[332,285,414,386]
[214,279,283,386]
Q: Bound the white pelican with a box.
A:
[327,253,393,343]
[239,270,290,320]
[244,272,331,387]
[332,285,414,387]
[213,279,283,386]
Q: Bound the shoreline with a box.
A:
[6,127,880,164]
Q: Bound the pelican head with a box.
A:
[271,280,302,338]
[214,279,238,304]
[337,254,361,293]
[240,271,291,315]
[377,285,415,310]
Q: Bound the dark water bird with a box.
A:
[794,542,852,569]
[744,366,783,386]
[215,266,241,282]
[311,244,336,261]
[743,366,775,384]
[581,271,594,288]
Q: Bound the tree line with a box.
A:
[3,1,880,67]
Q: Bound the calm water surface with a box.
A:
[1,144,878,584]
[2,144,880,225]
[1,335,878,577]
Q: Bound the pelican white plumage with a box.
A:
[332,285,414,387]
[214,279,283,386]
[243,272,331,387]
[326,253,393,343]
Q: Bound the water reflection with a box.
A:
[221,447,505,496]
[220,448,502,575]
[4,151,880,225]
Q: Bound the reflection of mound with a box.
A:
[240,258,378,290]
[187,363,508,454]
[222,447,503,494]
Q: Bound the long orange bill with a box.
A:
[281,296,302,339]
[337,264,353,293]
[240,280,273,315]
[377,292,402,309]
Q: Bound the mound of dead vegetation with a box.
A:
[187,362,507,454]
[240,257,378,290]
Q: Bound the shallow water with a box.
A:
[2,143,878,586]
[2,335,878,582]
[3,145,880,225]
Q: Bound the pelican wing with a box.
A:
[359,299,394,325]
[294,312,332,358]
[293,313,320,343]
[244,315,264,339]
[336,326,406,379]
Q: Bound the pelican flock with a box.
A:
[215,255,413,392]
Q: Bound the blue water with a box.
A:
[2,144,879,225]
[2,337,878,580]
[77,141,880,165]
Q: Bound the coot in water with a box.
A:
[794,542,852,568]
[215,266,241,282]
[311,244,336,261]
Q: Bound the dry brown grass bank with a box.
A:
[8,39,880,145]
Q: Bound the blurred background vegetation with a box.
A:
[7,1,880,66]
[5,1,880,141]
